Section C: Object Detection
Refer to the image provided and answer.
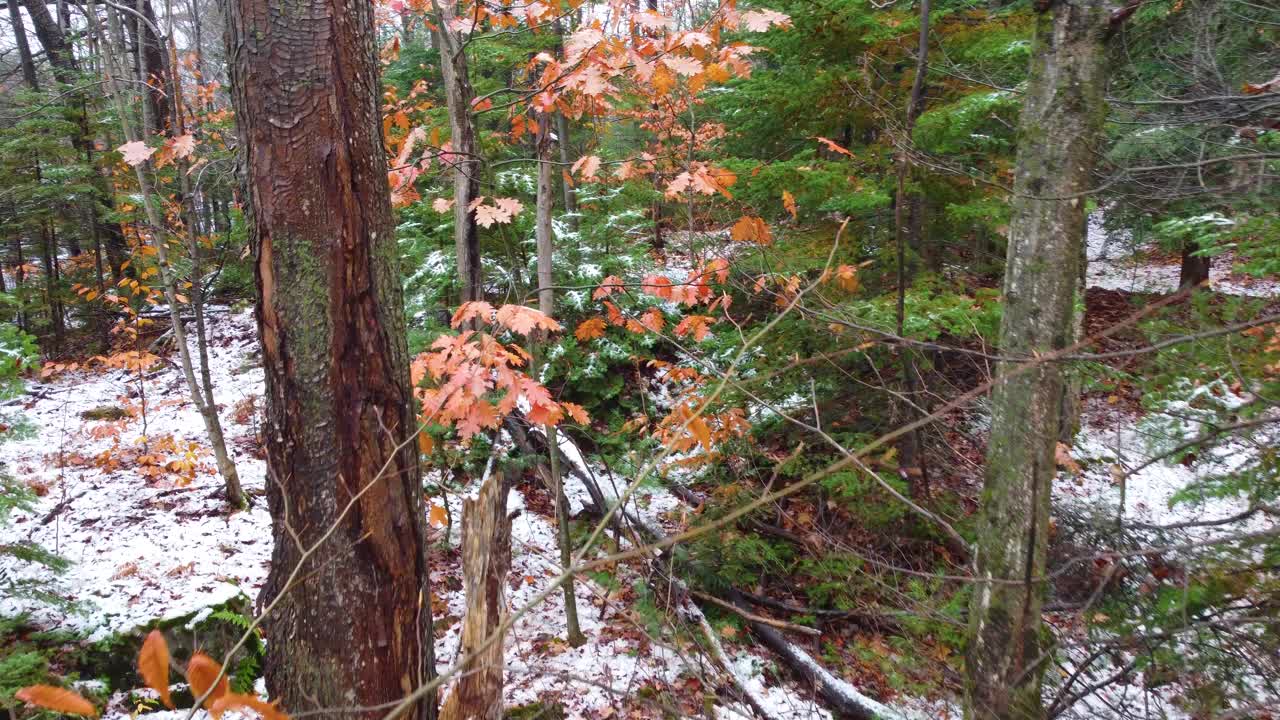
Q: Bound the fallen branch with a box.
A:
[691,590,821,637]
[693,608,784,720]
[40,490,88,526]
[727,591,904,720]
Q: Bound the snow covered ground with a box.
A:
[0,308,271,641]
[1087,211,1280,297]
[0,308,858,720]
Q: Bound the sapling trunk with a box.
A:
[536,122,586,647]
[101,6,244,507]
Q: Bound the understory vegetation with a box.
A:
[1,0,1278,719]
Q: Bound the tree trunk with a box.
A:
[1179,239,1210,288]
[535,123,586,647]
[9,0,41,91]
[433,0,482,304]
[439,470,511,720]
[23,0,130,281]
[226,0,436,716]
[22,0,77,82]
[893,0,931,500]
[125,0,170,132]
[965,2,1111,719]
[555,113,579,233]
[165,30,245,508]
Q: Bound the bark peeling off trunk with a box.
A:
[227,0,432,716]
[965,2,1112,719]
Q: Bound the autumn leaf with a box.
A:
[575,316,607,341]
[474,199,522,228]
[118,140,156,166]
[432,197,454,213]
[138,630,173,708]
[428,502,448,528]
[640,307,666,333]
[815,136,854,158]
[632,11,672,31]
[186,652,230,708]
[561,401,590,424]
[527,402,565,426]
[674,315,714,341]
[741,9,792,32]
[662,55,704,78]
[170,133,197,160]
[418,430,434,454]
[571,154,602,181]
[452,301,495,328]
[688,414,713,450]
[593,275,625,300]
[15,686,97,717]
[730,216,772,245]
[495,304,562,335]
[782,190,797,219]
[209,693,290,720]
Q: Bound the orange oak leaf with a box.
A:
[138,630,173,708]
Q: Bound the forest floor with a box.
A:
[1,222,1276,719]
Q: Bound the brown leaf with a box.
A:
[138,630,173,708]
[15,686,98,717]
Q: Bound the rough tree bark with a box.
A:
[439,471,511,720]
[226,0,436,716]
[965,2,1112,719]
[433,0,482,304]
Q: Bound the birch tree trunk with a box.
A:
[965,2,1112,718]
[225,0,436,716]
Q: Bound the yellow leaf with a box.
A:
[138,630,173,708]
[782,190,797,220]
[417,431,433,455]
[15,686,98,717]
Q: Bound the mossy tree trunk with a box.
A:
[965,2,1112,719]
[226,0,435,716]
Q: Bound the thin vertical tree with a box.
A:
[225,0,436,716]
[965,1,1114,718]
[535,120,586,647]
[433,0,482,305]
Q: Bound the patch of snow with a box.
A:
[1086,210,1280,297]
[0,308,271,641]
